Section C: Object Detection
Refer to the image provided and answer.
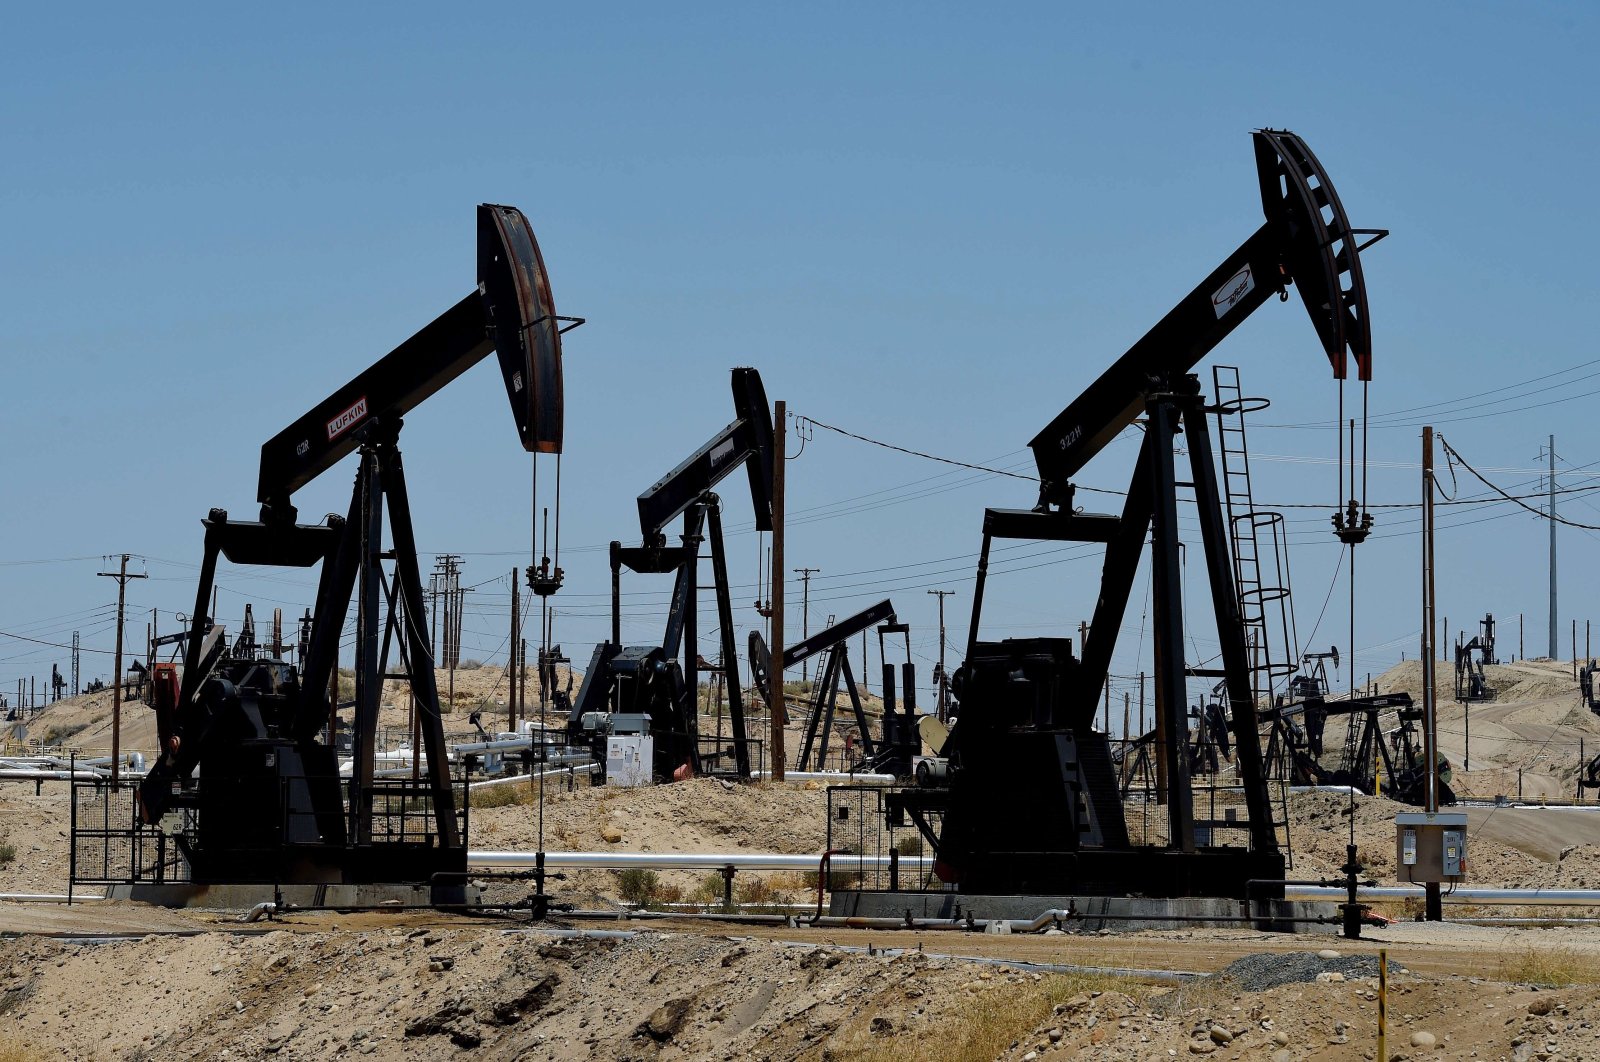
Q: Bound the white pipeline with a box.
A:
[0,769,132,782]
[1285,885,1600,906]
[751,770,898,785]
[468,762,592,791]
[468,850,934,873]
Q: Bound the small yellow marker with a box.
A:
[1377,946,1388,1060]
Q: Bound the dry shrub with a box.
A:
[1499,947,1599,987]
[617,868,659,905]
[470,782,532,809]
[0,842,14,866]
[690,872,726,908]
[829,973,1139,1062]
[0,1045,49,1062]
[894,833,924,857]
[800,867,860,892]
[733,874,795,910]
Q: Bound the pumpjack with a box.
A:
[1189,687,1234,777]
[1454,613,1496,702]
[566,368,774,782]
[900,129,1388,898]
[135,205,574,890]
[749,599,922,775]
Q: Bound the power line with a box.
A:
[794,414,1038,482]
[1440,437,1600,532]
[0,629,117,654]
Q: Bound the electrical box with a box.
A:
[606,734,654,787]
[1442,828,1464,876]
[1395,811,1468,886]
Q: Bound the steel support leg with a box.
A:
[706,500,751,777]
[299,477,363,742]
[352,450,384,844]
[840,653,875,761]
[1183,402,1276,854]
[376,435,461,850]
[1074,443,1155,730]
[1148,401,1195,853]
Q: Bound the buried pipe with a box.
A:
[1454,917,1600,925]
[567,906,1341,932]
[0,893,107,903]
[502,928,641,942]
[1285,885,1600,907]
[764,940,1206,982]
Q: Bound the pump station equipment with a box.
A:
[1395,811,1468,887]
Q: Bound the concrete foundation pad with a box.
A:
[830,890,1339,933]
[104,882,482,910]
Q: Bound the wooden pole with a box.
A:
[509,568,520,730]
[98,554,146,784]
[770,400,787,781]
[1422,426,1443,921]
[1422,427,1438,814]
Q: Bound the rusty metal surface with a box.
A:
[479,203,563,454]
[1252,128,1374,382]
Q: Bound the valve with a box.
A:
[526,558,563,598]
[1331,498,1373,546]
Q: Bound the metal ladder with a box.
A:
[1211,365,1300,859]
[1211,366,1298,698]
[795,614,840,770]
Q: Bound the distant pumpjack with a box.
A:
[566,369,774,782]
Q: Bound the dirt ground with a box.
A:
[11,658,1600,1058]
[5,913,1600,1060]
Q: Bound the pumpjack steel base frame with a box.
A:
[139,424,466,886]
[934,380,1285,898]
[134,204,569,891]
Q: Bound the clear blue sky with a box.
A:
[4,3,1598,724]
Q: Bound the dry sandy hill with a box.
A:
[6,915,1600,1060]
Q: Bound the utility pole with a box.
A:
[1421,426,1442,920]
[509,568,520,730]
[794,567,820,681]
[928,589,955,722]
[770,400,787,781]
[430,555,468,713]
[98,554,146,784]
[1544,435,1558,659]
[71,631,80,697]
[1139,671,1146,735]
